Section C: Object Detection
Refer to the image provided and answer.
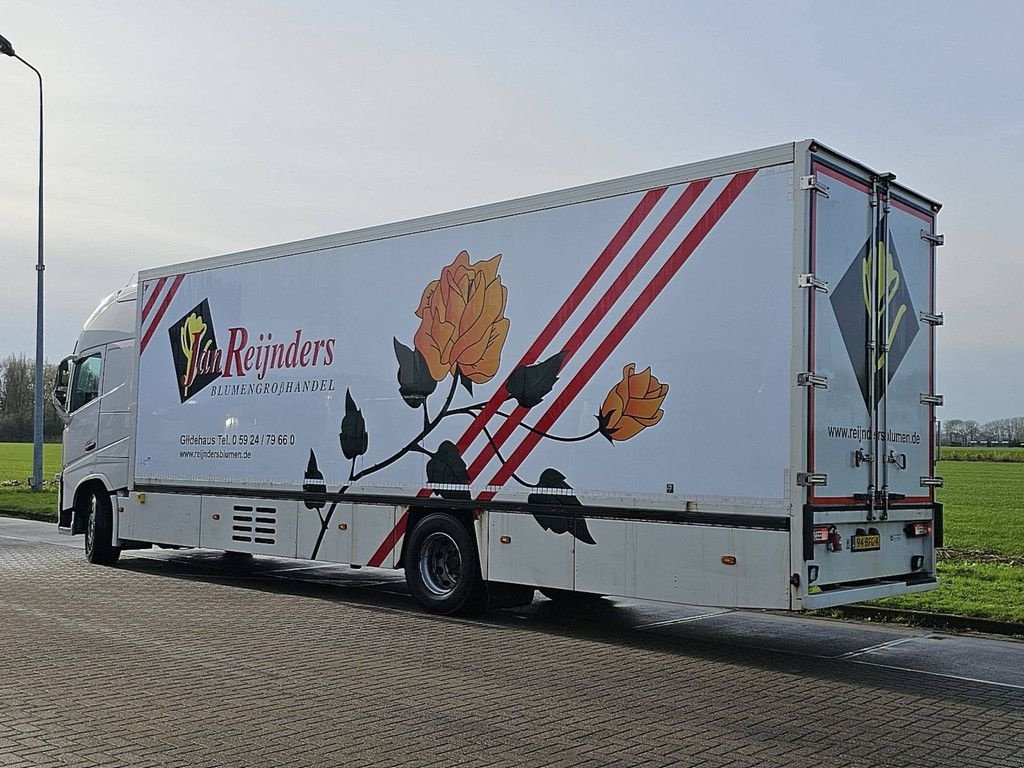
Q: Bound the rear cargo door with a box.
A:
[875,188,938,504]
[806,160,937,507]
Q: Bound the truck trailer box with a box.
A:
[56,139,943,614]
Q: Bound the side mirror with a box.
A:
[52,356,71,420]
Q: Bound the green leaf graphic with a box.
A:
[394,338,437,408]
[340,389,369,459]
[426,440,471,500]
[302,449,326,510]
[506,351,567,409]
[528,468,596,545]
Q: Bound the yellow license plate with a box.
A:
[852,534,881,551]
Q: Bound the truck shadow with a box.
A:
[117,549,1024,712]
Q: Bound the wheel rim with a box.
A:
[418,531,462,597]
[85,496,97,556]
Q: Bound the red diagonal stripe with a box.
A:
[408,186,667,503]
[454,186,668,457]
[141,276,168,324]
[464,178,711,483]
[477,169,757,501]
[367,508,409,567]
[139,273,185,354]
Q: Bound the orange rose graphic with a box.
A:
[414,250,510,384]
[598,363,669,441]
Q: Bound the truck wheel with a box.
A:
[405,513,482,615]
[84,491,121,566]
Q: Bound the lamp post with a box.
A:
[0,33,45,492]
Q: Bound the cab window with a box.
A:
[69,354,102,411]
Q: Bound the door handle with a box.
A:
[85,441,96,452]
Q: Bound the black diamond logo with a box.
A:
[168,299,222,403]
[830,222,918,408]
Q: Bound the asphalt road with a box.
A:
[1,516,1022,767]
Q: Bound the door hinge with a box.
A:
[919,311,944,326]
[797,472,828,487]
[797,372,829,389]
[799,175,830,198]
[920,476,944,488]
[798,273,829,294]
[921,231,945,246]
[920,393,944,406]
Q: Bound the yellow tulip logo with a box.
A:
[179,312,212,397]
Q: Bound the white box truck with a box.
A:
[52,139,944,614]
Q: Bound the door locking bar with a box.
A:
[886,451,907,470]
[854,448,873,467]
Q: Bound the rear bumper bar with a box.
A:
[801,577,939,610]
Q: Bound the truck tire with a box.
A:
[84,490,121,566]
[405,513,483,615]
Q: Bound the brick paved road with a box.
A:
[1,535,1022,768]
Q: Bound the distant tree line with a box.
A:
[942,417,1024,447]
[0,354,61,442]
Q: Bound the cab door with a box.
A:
[62,351,103,482]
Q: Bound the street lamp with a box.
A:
[0,33,45,492]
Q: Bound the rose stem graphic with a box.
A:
[310,375,459,559]
[478,423,540,489]
[447,403,601,443]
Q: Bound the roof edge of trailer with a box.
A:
[139,141,797,281]
[802,138,943,214]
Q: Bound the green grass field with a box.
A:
[0,442,1020,623]
[0,442,62,519]
[872,561,1024,623]
[935,461,1024,557]
[941,446,1024,463]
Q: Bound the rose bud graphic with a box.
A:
[302,449,327,510]
[598,364,669,442]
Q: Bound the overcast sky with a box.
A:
[1,1,1021,422]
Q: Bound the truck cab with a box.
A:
[52,284,137,548]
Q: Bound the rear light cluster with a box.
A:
[905,521,932,538]
[812,525,843,552]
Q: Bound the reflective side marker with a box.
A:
[500,535,512,544]
[721,555,737,566]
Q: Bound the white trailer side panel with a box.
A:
[134,164,796,521]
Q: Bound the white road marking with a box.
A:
[636,610,733,629]
[270,562,342,573]
[849,658,1024,691]
[837,636,920,659]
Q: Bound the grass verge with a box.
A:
[869,560,1024,624]
[0,442,60,520]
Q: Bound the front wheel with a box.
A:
[405,513,482,615]
[84,490,120,566]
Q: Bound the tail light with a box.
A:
[812,525,842,552]
[905,521,932,538]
